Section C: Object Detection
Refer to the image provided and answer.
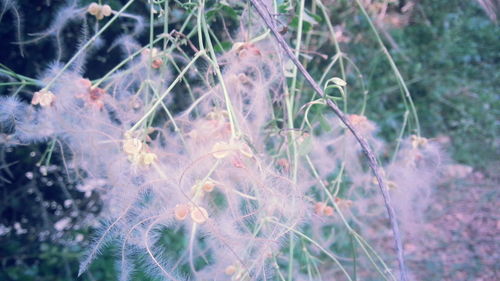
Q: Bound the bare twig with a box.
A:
[248,0,408,280]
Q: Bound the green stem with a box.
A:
[128,50,204,132]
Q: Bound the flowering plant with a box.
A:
[0,1,448,280]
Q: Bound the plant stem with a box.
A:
[128,50,205,132]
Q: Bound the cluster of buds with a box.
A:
[76,78,106,109]
[174,203,209,224]
[87,3,112,20]
[314,197,353,217]
[174,179,217,224]
[141,48,164,69]
[122,132,157,167]
[314,202,334,217]
[31,89,56,107]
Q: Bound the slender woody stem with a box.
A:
[248,1,408,280]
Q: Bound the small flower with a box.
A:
[87,3,100,15]
[88,3,112,20]
[122,138,143,155]
[411,135,428,149]
[76,78,106,109]
[101,5,112,17]
[223,263,248,279]
[174,204,190,221]
[277,158,289,172]
[190,206,209,224]
[232,42,262,58]
[224,265,237,276]
[141,48,164,69]
[31,89,56,107]
[151,58,163,69]
[314,202,334,216]
[201,180,215,192]
[140,152,157,166]
[348,114,368,126]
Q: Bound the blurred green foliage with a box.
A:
[351,0,499,171]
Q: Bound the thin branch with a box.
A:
[248,0,408,280]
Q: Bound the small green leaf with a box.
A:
[329,77,347,87]
[219,4,238,19]
[214,41,232,53]
[290,17,313,33]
